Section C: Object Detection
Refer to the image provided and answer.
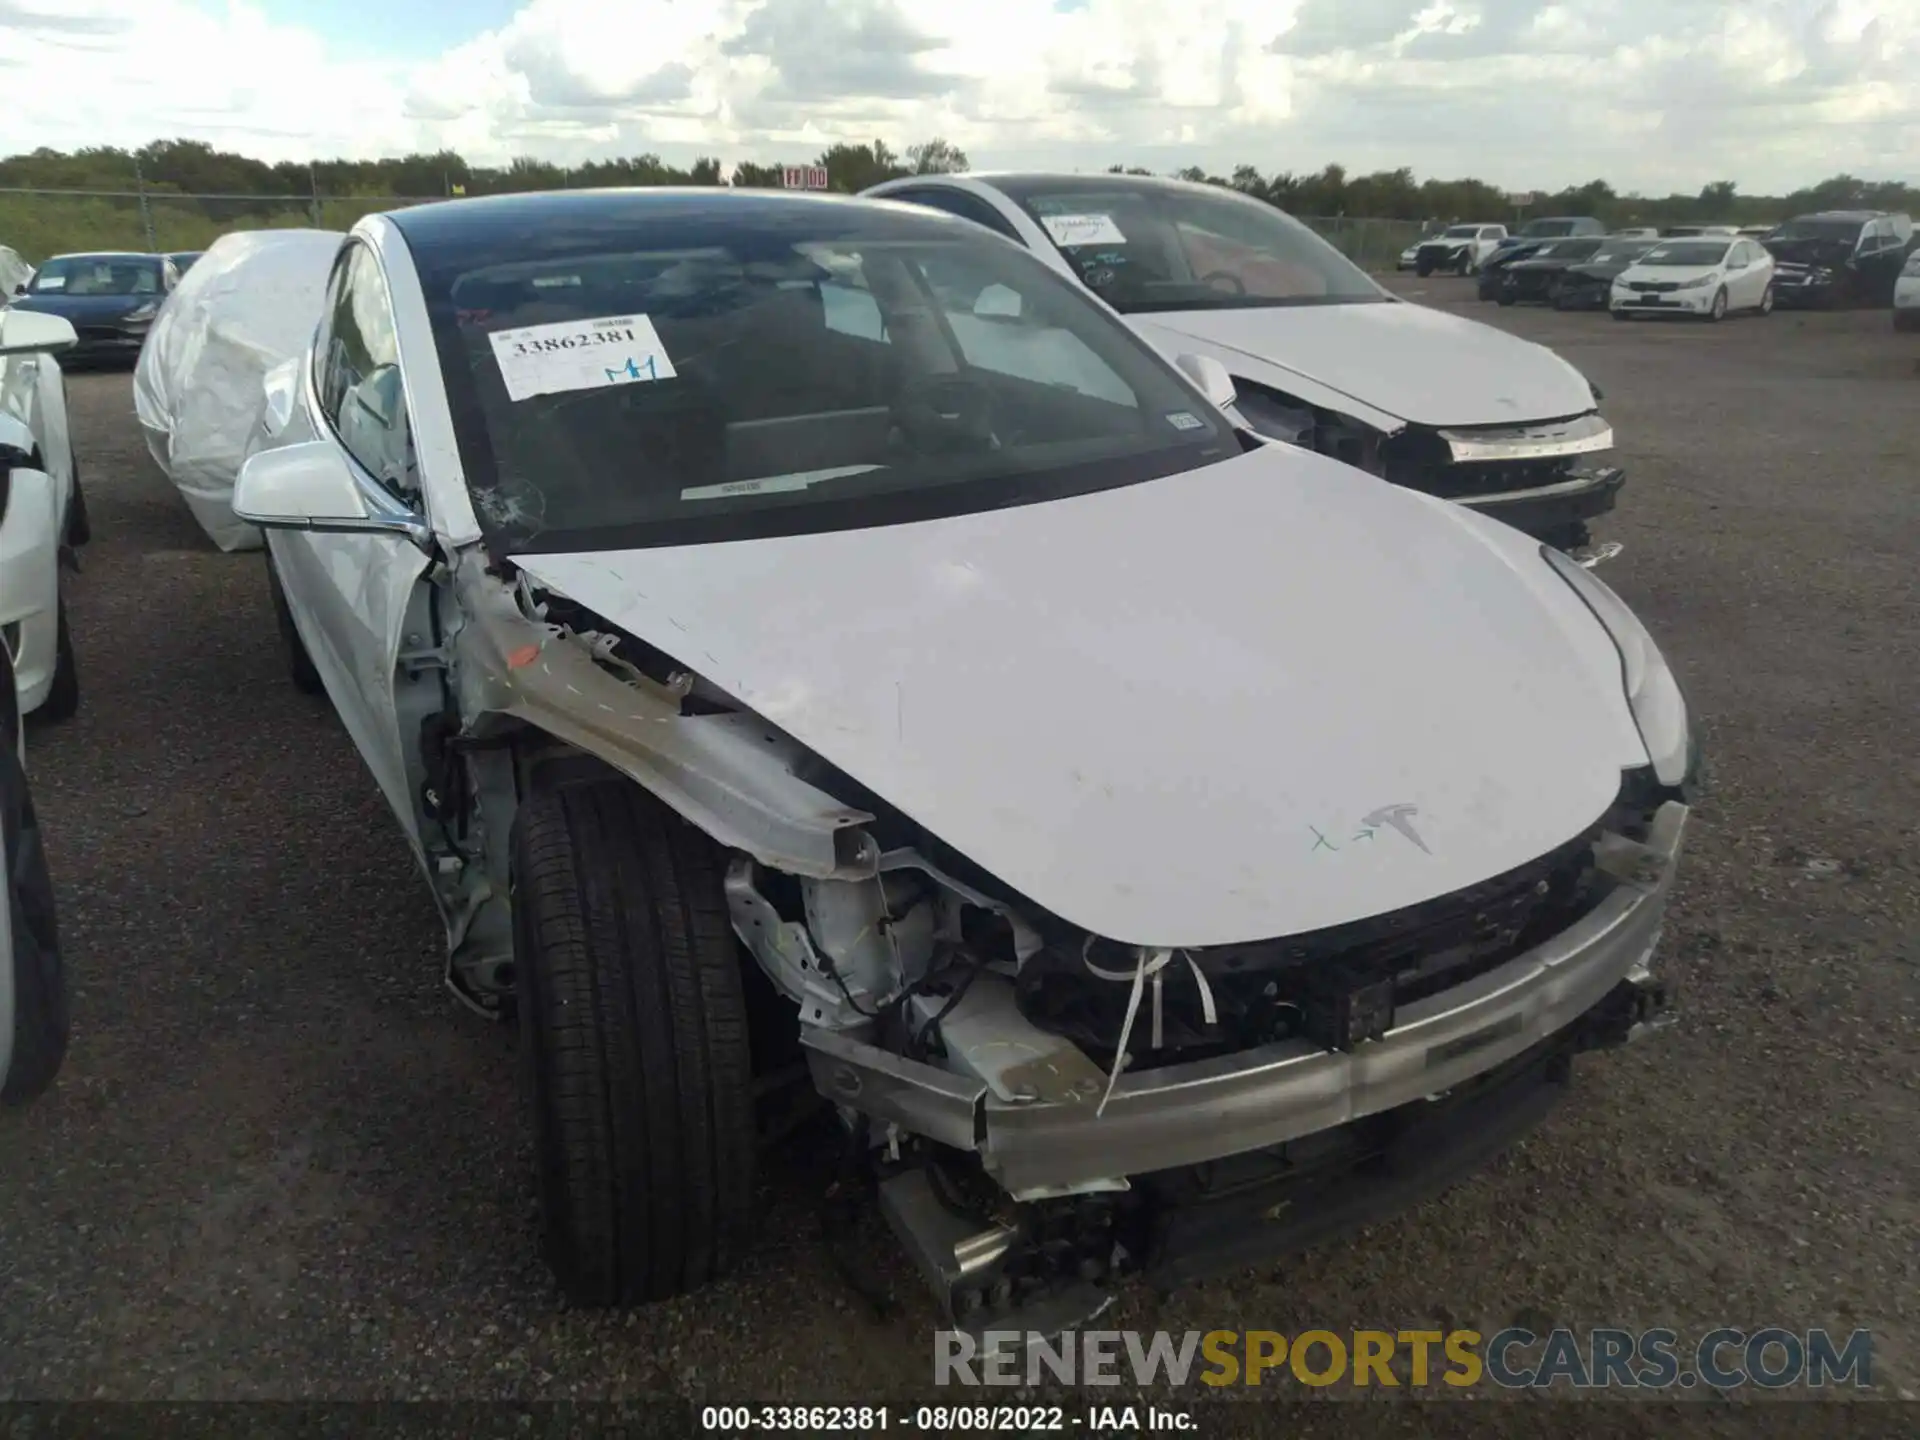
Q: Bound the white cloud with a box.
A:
[0,0,1912,194]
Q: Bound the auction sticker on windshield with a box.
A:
[1042,213,1128,248]
[487,314,677,402]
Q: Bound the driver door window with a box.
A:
[317,243,415,499]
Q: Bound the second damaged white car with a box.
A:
[864,174,1624,552]
[239,190,1695,1326]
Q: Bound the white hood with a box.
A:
[513,448,1650,948]
[1130,300,1598,430]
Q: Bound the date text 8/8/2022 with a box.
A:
[699,1404,1198,1431]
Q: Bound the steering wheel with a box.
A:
[894,374,997,455]
[1199,271,1247,296]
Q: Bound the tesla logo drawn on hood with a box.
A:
[1360,803,1431,854]
[1309,804,1431,855]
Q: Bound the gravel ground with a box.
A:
[1,286,1916,1427]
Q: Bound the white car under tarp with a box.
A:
[133,229,341,552]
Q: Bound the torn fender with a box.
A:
[450,557,876,880]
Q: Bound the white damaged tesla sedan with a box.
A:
[236,190,1695,1326]
[864,173,1623,552]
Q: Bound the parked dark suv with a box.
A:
[1763,212,1915,308]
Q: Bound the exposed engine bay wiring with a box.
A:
[1080,940,1218,1115]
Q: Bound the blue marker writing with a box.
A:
[606,354,658,383]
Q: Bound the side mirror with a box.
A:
[233,440,427,545]
[1175,352,1237,411]
[0,310,76,357]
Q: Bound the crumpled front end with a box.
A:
[1765,239,1857,308]
[805,778,1688,1326]
[1416,241,1475,274]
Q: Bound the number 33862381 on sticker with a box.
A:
[487,313,677,402]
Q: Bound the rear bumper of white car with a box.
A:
[0,468,61,715]
[806,800,1687,1199]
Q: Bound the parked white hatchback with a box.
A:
[0,632,68,1108]
[1611,237,1777,322]
[0,308,86,720]
[1893,248,1920,332]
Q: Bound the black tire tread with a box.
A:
[513,778,755,1306]
[37,602,79,723]
[65,468,89,548]
[266,552,324,695]
[0,744,67,1106]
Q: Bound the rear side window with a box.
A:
[888,188,1024,244]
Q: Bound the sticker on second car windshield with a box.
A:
[487,314,677,402]
[1041,213,1128,247]
[1165,411,1205,431]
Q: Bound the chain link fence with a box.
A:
[0,184,1436,275]
[1297,215,1432,271]
[0,187,434,263]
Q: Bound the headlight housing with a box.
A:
[1542,546,1691,787]
[1673,274,1717,290]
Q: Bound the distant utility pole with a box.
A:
[130,153,157,251]
[309,163,323,226]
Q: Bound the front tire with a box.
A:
[1759,283,1776,316]
[37,602,79,723]
[1707,287,1729,322]
[512,778,756,1307]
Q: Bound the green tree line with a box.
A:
[0,135,1912,265]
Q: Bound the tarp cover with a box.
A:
[133,229,341,552]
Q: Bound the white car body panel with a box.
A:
[0,315,77,716]
[864,176,1600,435]
[1894,253,1920,316]
[247,214,491,870]
[267,524,432,849]
[0,246,32,302]
[0,703,15,1091]
[513,447,1650,949]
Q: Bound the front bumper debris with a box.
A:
[1456,465,1625,538]
[805,800,1688,1200]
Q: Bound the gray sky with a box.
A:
[0,0,1912,194]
